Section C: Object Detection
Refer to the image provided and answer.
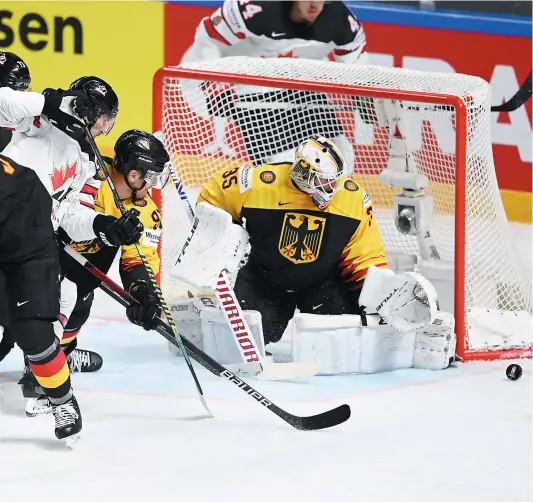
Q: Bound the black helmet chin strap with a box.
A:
[123,173,147,204]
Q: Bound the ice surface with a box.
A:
[0,226,531,502]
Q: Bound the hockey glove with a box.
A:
[71,92,98,124]
[93,209,144,247]
[126,280,160,331]
[42,88,88,141]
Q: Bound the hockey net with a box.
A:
[152,57,532,362]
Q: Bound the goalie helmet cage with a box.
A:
[152,57,532,362]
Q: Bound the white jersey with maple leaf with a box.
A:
[0,86,99,241]
[182,0,366,64]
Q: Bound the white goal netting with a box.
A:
[153,57,532,360]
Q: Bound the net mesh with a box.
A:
[154,57,531,355]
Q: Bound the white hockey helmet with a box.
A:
[289,135,346,209]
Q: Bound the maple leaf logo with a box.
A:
[50,160,78,193]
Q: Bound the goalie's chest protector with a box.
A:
[241,167,363,290]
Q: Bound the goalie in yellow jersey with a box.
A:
[175,135,456,375]
[19,130,169,415]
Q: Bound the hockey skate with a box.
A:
[67,348,103,373]
[53,395,82,449]
[18,356,52,416]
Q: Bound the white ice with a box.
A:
[0,224,531,502]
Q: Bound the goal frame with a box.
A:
[152,65,532,362]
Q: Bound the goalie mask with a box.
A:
[114,129,171,191]
[0,52,31,91]
[289,135,346,209]
[69,76,119,135]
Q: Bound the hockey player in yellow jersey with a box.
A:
[19,130,170,415]
[61,129,169,366]
[198,135,388,344]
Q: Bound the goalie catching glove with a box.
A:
[93,208,144,247]
[126,280,161,331]
[359,265,438,332]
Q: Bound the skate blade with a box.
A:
[64,434,80,450]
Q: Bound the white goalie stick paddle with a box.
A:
[154,132,317,380]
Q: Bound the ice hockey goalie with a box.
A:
[171,135,457,375]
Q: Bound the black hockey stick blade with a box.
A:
[491,70,531,112]
[272,402,351,431]
[178,333,351,431]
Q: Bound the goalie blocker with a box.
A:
[171,202,456,375]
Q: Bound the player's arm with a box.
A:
[119,198,162,292]
[338,190,388,296]
[339,188,440,334]
[331,6,367,64]
[170,165,253,290]
[0,86,97,139]
[61,160,143,246]
[184,0,255,61]
[0,87,44,130]
[55,161,101,242]
[197,164,251,222]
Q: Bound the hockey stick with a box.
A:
[491,70,531,112]
[84,128,211,416]
[64,245,350,430]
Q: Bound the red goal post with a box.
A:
[152,57,532,362]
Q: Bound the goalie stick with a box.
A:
[64,245,350,430]
[156,131,263,370]
[83,127,211,416]
[156,131,317,379]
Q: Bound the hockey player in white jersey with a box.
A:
[181,0,367,169]
[0,74,142,245]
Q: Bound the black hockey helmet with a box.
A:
[0,52,31,91]
[114,129,170,189]
[69,76,119,132]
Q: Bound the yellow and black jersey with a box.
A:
[65,161,162,292]
[199,162,387,291]
[93,175,162,277]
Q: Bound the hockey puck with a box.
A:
[506,364,523,381]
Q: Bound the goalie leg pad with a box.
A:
[292,314,416,375]
[413,311,456,370]
[167,297,217,355]
[201,307,266,366]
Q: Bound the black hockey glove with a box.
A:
[126,280,160,331]
[0,327,15,362]
[42,88,97,141]
[93,209,144,247]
